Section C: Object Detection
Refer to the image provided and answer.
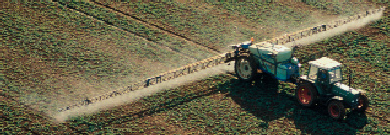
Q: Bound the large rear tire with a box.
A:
[295,83,318,107]
[234,56,257,82]
[355,94,369,112]
[328,100,345,121]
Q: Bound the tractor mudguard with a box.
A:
[326,96,344,105]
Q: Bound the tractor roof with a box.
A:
[309,57,342,70]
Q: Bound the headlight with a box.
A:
[291,57,299,64]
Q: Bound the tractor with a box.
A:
[295,57,369,120]
[228,39,369,121]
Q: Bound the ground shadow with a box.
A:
[221,73,367,134]
[63,73,367,133]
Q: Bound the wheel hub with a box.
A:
[330,105,339,117]
[237,60,252,79]
[298,86,312,105]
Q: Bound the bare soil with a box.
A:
[1,1,389,134]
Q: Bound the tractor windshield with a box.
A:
[329,67,342,83]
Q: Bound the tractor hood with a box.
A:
[333,83,366,95]
[333,83,366,97]
[332,83,366,108]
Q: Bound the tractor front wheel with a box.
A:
[296,83,318,107]
[328,100,345,121]
[355,94,369,112]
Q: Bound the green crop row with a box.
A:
[62,74,272,134]
[216,2,312,27]
[58,2,167,41]
[0,4,139,84]
[105,2,244,52]
[57,1,217,59]
[1,2,209,114]
[293,31,389,74]
[62,70,389,134]
[1,1,213,81]
[103,2,315,52]
[302,1,374,16]
[322,33,390,73]
[371,13,390,37]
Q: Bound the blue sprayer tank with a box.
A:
[247,41,300,81]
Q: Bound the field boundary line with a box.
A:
[52,1,204,62]
[52,2,158,43]
[90,0,222,53]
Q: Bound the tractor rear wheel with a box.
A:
[234,56,257,82]
[328,100,345,121]
[355,94,369,112]
[296,83,318,107]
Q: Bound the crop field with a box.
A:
[1,1,389,134]
[302,1,375,16]
[295,31,390,75]
[2,1,369,115]
[1,69,389,134]
[56,1,219,54]
[95,1,377,52]
[0,2,218,114]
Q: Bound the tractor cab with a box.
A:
[306,57,343,95]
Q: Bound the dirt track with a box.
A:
[284,9,384,48]
[53,61,235,122]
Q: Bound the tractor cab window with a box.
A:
[329,67,342,83]
[320,69,327,80]
[308,65,318,80]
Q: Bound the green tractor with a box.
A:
[296,57,369,121]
